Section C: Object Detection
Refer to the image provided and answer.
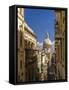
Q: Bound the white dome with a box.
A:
[43,33,52,46]
[44,38,52,45]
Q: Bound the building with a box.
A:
[55,10,66,80]
[41,33,52,80]
[18,8,25,82]
[17,8,37,82]
[24,22,38,81]
[24,22,36,49]
[47,52,56,80]
[43,33,52,66]
[36,42,43,80]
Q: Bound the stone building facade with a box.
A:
[18,8,25,82]
[55,10,66,80]
[41,33,52,80]
[17,8,37,82]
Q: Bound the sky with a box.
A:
[24,8,56,43]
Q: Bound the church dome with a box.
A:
[43,33,52,48]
